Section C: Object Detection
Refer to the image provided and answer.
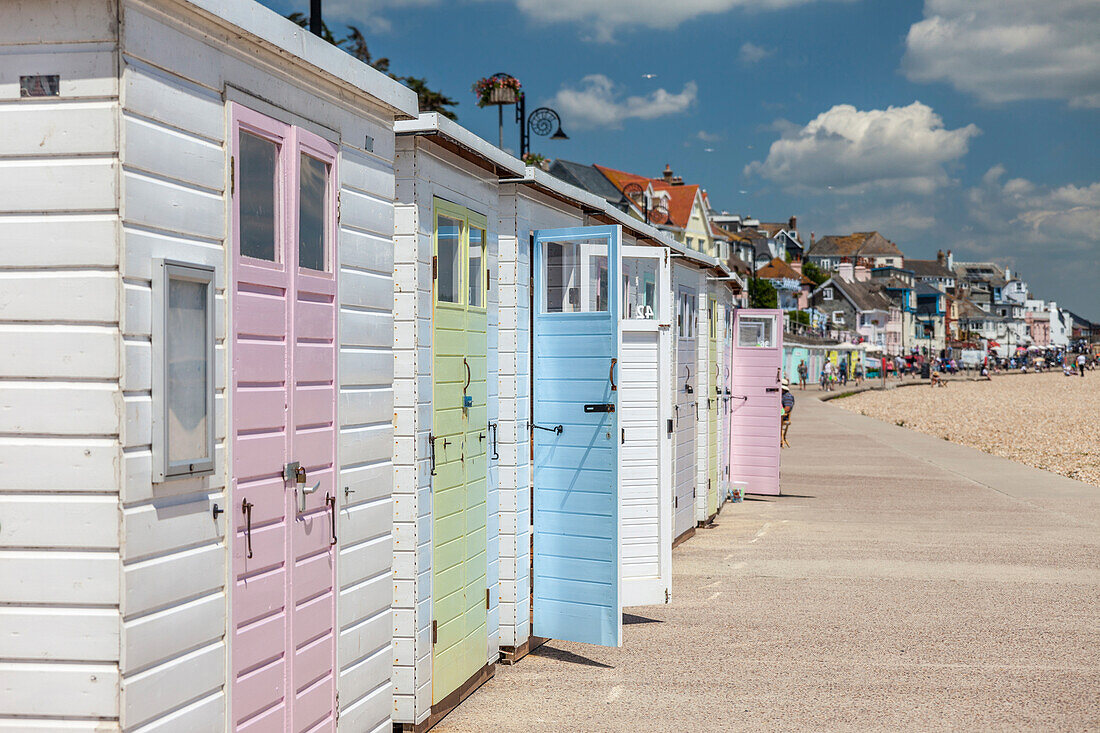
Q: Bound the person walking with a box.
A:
[780,378,794,447]
[1077,352,1087,377]
[797,359,808,390]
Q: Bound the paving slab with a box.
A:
[435,395,1100,732]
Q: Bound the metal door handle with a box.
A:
[609,358,617,391]
[464,357,471,392]
[488,422,499,460]
[531,422,563,435]
[429,433,437,476]
[298,480,320,513]
[325,492,337,546]
[241,499,254,559]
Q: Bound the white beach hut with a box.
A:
[0,1,417,731]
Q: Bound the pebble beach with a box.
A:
[837,371,1100,486]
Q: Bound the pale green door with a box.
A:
[431,201,488,704]
[707,297,719,518]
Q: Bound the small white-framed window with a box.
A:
[153,260,216,481]
[738,315,776,348]
[832,312,845,325]
[823,287,833,301]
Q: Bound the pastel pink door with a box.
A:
[729,309,783,496]
[230,104,339,732]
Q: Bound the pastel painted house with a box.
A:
[0,1,418,730]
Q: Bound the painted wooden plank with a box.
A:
[121,641,224,730]
[0,383,117,436]
[0,158,116,213]
[0,271,118,323]
[123,226,225,285]
[0,45,118,100]
[0,495,117,549]
[1,550,118,605]
[121,590,224,674]
[0,436,116,491]
[0,0,116,44]
[0,606,118,662]
[338,670,391,733]
[122,60,224,143]
[119,690,224,733]
[122,112,225,192]
[0,101,116,156]
[0,214,117,268]
[122,169,223,241]
[122,542,222,617]
[341,147,395,200]
[121,492,223,562]
[339,187,393,238]
[0,661,119,717]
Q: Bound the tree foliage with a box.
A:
[287,14,458,120]
[801,260,830,287]
[748,278,778,309]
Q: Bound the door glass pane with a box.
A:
[589,254,608,312]
[437,215,463,304]
[738,316,775,347]
[239,131,278,262]
[622,257,658,320]
[167,278,209,464]
[299,153,328,271]
[544,241,578,313]
[468,226,484,307]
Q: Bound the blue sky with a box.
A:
[261,0,1100,315]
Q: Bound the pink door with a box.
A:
[729,309,783,496]
[230,104,339,732]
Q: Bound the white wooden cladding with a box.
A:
[1,1,405,731]
[0,2,123,727]
[392,137,503,724]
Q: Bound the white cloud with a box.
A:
[903,0,1100,108]
[550,75,698,128]
[696,130,723,142]
[969,166,1100,245]
[745,102,980,195]
[738,42,774,64]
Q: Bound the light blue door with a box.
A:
[532,225,622,647]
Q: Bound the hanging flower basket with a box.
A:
[473,75,522,107]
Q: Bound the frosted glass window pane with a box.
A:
[622,257,657,320]
[468,227,484,307]
[239,132,278,261]
[299,153,328,271]
[167,278,209,465]
[437,216,462,304]
[738,316,775,348]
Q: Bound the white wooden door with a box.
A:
[619,245,672,606]
[673,269,698,541]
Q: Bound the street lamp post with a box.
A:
[309,0,323,36]
[517,93,568,157]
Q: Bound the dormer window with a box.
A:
[823,287,834,301]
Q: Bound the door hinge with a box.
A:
[665,588,670,604]
[335,692,340,724]
[432,619,438,645]
[674,496,678,508]
[432,255,437,280]
[486,267,490,292]
[337,190,342,221]
[229,156,234,195]
[486,588,490,610]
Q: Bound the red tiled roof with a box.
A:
[756,257,813,285]
[594,164,702,229]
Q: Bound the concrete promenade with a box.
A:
[437,393,1100,731]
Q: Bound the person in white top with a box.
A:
[1077,353,1087,378]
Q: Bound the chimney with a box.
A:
[1005,268,1012,281]
[854,262,870,282]
[810,231,816,245]
[837,259,855,283]
[790,258,803,275]
[946,249,954,269]
[670,175,684,186]
[662,164,673,183]
[788,215,797,232]
[936,249,945,266]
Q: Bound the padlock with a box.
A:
[295,465,307,485]
[463,395,474,408]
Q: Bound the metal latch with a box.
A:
[583,403,615,413]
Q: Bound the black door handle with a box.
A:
[583,403,615,413]
[241,499,254,559]
[464,357,471,392]
[488,422,499,460]
[428,433,437,476]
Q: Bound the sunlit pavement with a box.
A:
[436,396,1100,731]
